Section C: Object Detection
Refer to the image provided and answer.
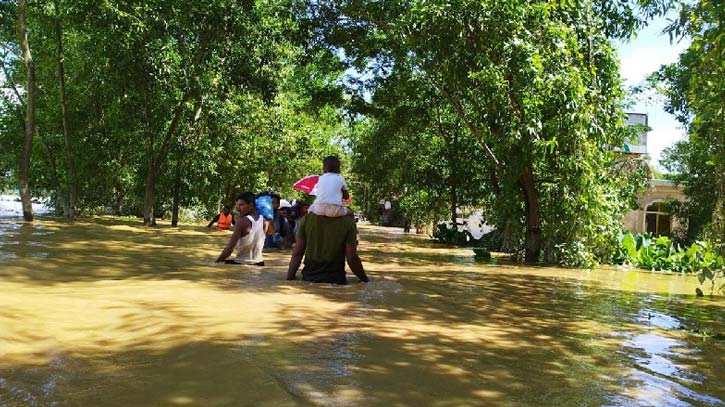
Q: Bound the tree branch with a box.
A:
[430,76,501,166]
[1,58,26,106]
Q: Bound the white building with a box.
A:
[620,113,685,236]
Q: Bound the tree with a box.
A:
[349,68,490,231]
[316,0,651,263]
[17,0,35,221]
[653,1,725,250]
[1,0,351,223]
[53,0,76,221]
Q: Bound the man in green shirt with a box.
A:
[286,213,369,284]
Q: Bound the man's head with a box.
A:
[270,193,281,210]
[236,192,256,216]
[322,156,341,174]
[297,202,310,216]
[222,205,231,215]
[279,207,291,219]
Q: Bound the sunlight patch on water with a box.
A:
[0,196,51,219]
[623,333,703,383]
[605,370,724,407]
[602,305,724,407]
[636,309,683,330]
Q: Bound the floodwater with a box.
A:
[0,196,51,219]
[0,218,723,407]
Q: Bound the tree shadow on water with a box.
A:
[1,271,724,407]
[1,219,725,406]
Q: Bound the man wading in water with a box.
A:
[286,209,369,284]
[215,192,266,266]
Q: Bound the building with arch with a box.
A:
[619,113,686,237]
[621,179,685,236]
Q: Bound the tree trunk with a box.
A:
[143,166,157,226]
[450,125,460,228]
[450,177,457,228]
[712,167,725,256]
[171,100,202,227]
[142,91,192,226]
[18,0,35,221]
[114,180,124,216]
[171,162,181,227]
[520,163,542,263]
[55,0,76,221]
[37,128,68,216]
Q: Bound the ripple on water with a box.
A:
[623,333,704,384]
[608,326,723,407]
[27,252,50,259]
[276,332,365,407]
[0,377,43,407]
[26,242,48,247]
[0,355,76,407]
[636,309,683,330]
[605,370,724,407]
[238,331,366,407]
[0,221,22,233]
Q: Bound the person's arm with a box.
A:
[207,213,221,228]
[231,216,235,225]
[345,243,369,282]
[216,217,251,262]
[286,238,305,280]
[341,176,350,201]
[264,219,275,235]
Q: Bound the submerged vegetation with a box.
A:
[617,232,724,293]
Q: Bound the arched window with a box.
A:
[645,201,671,236]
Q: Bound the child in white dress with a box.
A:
[308,156,352,217]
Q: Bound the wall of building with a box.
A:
[621,180,686,235]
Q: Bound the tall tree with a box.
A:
[1,0,351,223]
[17,0,35,221]
[53,0,76,221]
[654,1,725,249]
[349,68,490,231]
[317,0,651,263]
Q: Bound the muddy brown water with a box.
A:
[0,218,723,407]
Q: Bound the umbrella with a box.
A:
[292,175,352,204]
[292,175,319,194]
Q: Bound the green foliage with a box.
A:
[472,248,491,260]
[650,0,725,254]
[431,223,470,245]
[323,0,651,263]
[348,70,491,228]
[0,0,348,219]
[617,231,725,293]
[555,241,597,269]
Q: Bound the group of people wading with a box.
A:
[212,156,369,285]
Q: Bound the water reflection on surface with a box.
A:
[0,195,51,218]
[0,218,723,406]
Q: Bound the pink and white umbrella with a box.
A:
[292,175,319,195]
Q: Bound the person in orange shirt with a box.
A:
[207,205,235,231]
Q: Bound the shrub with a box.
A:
[432,223,471,245]
[618,231,724,293]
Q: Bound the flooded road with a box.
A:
[0,218,723,406]
[0,196,51,219]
